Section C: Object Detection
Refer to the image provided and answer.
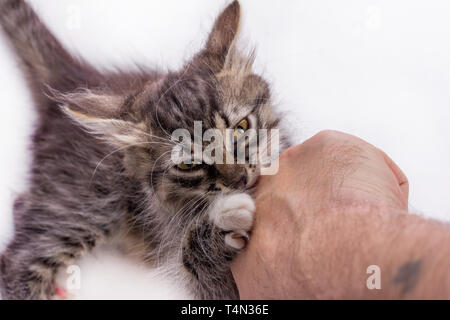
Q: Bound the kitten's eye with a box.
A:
[233,118,249,141]
[177,162,198,170]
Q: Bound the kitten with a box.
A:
[0,0,289,299]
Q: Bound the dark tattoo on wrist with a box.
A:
[392,259,422,295]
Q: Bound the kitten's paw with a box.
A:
[209,193,255,250]
[52,267,77,300]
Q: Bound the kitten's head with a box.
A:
[56,1,288,213]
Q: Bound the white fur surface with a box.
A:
[209,193,255,249]
[1,0,450,299]
[209,193,255,231]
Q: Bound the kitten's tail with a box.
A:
[0,0,99,107]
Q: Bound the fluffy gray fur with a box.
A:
[0,0,289,299]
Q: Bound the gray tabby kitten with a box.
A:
[0,0,289,299]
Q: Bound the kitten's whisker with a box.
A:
[156,194,209,265]
[172,194,211,265]
[192,202,215,261]
[132,127,177,145]
[156,192,209,264]
[166,195,202,228]
[149,150,174,195]
[89,141,172,186]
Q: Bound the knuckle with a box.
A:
[279,144,302,161]
[314,130,347,143]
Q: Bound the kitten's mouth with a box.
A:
[245,171,260,190]
[244,178,259,193]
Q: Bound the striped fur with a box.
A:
[0,0,290,299]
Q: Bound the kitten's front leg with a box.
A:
[182,193,255,299]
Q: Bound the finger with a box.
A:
[379,150,409,205]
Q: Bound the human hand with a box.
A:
[231,130,410,299]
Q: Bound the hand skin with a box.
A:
[232,130,450,299]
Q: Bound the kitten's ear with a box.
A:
[50,89,147,147]
[194,1,241,73]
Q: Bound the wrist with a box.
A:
[296,204,450,299]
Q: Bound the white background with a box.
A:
[0,0,449,299]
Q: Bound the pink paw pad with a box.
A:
[54,287,67,299]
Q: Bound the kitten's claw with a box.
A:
[225,232,248,250]
[236,230,250,241]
